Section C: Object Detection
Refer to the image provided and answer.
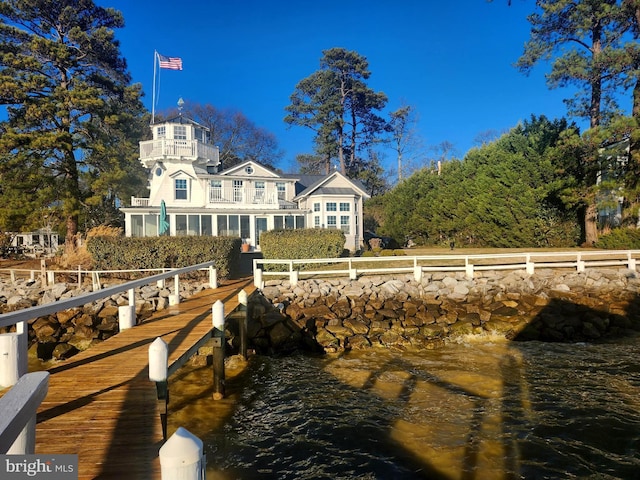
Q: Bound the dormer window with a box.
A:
[174,125,187,140]
[175,178,188,200]
[157,126,166,139]
[245,165,254,175]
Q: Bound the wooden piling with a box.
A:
[212,300,225,400]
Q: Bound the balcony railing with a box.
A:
[208,187,282,205]
[139,139,218,161]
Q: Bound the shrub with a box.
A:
[594,228,640,249]
[86,236,241,279]
[260,229,345,260]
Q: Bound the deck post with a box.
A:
[0,333,21,388]
[254,268,263,289]
[159,427,205,480]
[238,289,248,359]
[212,300,225,400]
[209,266,217,289]
[149,337,169,439]
[169,274,180,305]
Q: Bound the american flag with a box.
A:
[158,54,182,70]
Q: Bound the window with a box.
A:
[296,216,305,228]
[228,215,240,236]
[175,215,187,235]
[340,216,350,234]
[327,215,337,228]
[245,165,254,175]
[314,216,320,228]
[217,215,228,235]
[210,180,222,201]
[326,202,337,212]
[194,128,205,142]
[202,215,212,235]
[175,179,188,200]
[131,215,143,237]
[276,182,286,200]
[285,215,294,229]
[240,215,250,239]
[313,202,320,212]
[274,216,283,229]
[145,215,158,236]
[157,126,166,139]
[233,180,243,202]
[174,125,187,140]
[254,181,265,202]
[340,202,350,212]
[188,215,200,235]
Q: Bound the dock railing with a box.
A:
[0,261,217,455]
[253,250,640,287]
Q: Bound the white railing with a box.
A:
[0,262,216,453]
[253,250,640,287]
[208,187,280,206]
[130,197,150,207]
[139,139,218,161]
[0,372,49,454]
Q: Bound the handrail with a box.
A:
[0,372,49,454]
[0,261,215,329]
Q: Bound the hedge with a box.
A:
[86,236,241,279]
[259,229,345,260]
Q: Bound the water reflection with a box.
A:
[167,335,640,479]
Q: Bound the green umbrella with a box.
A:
[159,200,169,235]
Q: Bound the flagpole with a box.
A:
[152,50,157,124]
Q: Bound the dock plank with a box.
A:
[33,277,255,479]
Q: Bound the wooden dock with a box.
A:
[33,277,255,479]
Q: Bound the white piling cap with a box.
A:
[212,300,225,329]
[159,427,203,468]
[148,337,168,382]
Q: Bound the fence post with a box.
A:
[465,257,474,279]
[290,270,298,287]
[118,288,136,331]
[46,271,55,286]
[576,252,585,273]
[77,265,82,288]
[526,254,535,275]
[238,290,248,359]
[413,265,422,282]
[212,300,225,400]
[169,274,180,306]
[254,268,263,289]
[91,272,101,291]
[149,337,169,439]
[159,427,205,480]
[627,253,636,271]
[40,259,46,288]
[209,266,217,289]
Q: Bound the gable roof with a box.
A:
[218,160,281,178]
[152,114,209,130]
[286,171,370,200]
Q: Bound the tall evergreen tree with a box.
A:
[0,0,146,244]
[284,48,388,178]
[516,0,631,244]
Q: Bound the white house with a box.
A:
[120,114,369,250]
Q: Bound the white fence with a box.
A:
[0,261,216,456]
[253,250,640,287]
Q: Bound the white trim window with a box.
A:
[340,215,350,234]
[174,125,187,140]
[210,180,222,201]
[313,202,320,212]
[314,216,320,228]
[327,215,337,229]
[326,202,337,212]
[175,178,188,200]
[157,126,166,139]
[276,182,286,200]
[340,202,350,212]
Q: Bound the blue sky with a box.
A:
[108,0,590,172]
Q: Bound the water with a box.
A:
[168,334,640,479]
